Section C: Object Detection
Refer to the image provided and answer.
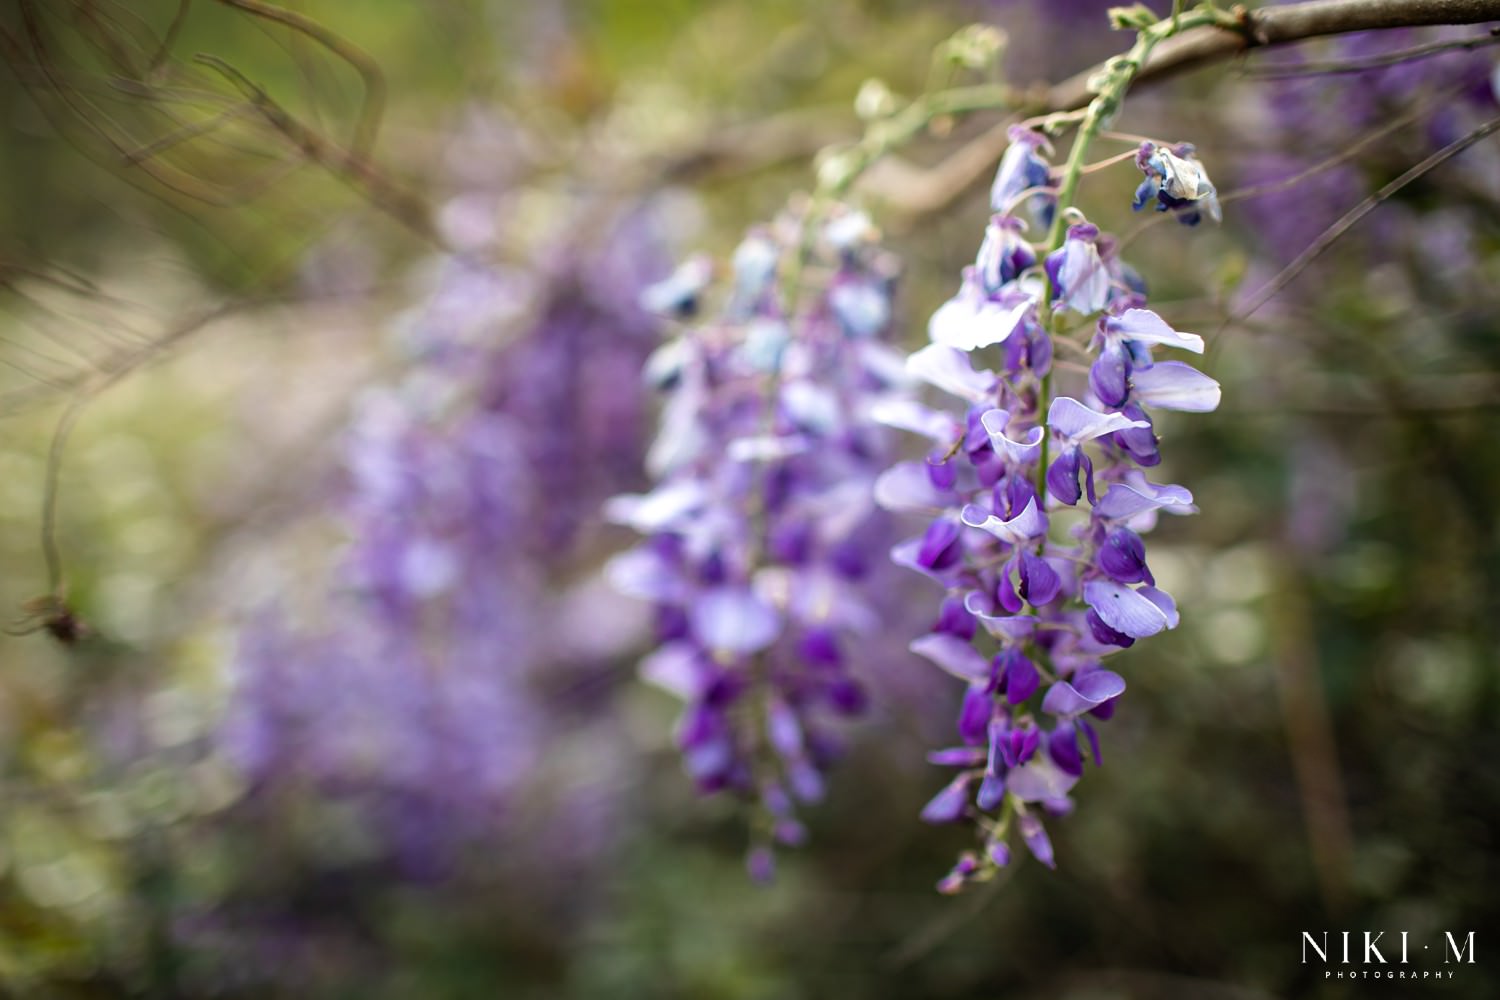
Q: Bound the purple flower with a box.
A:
[1133,142,1221,225]
[608,204,914,876]
[990,126,1055,222]
[1045,223,1111,314]
[878,125,1220,889]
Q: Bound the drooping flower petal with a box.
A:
[960,497,1048,545]
[1047,396,1149,444]
[990,127,1053,214]
[692,588,783,654]
[1009,755,1079,808]
[915,518,964,570]
[1090,342,1131,408]
[920,772,976,824]
[963,592,1040,642]
[1105,308,1205,353]
[1111,402,1160,466]
[1016,811,1056,867]
[1045,223,1111,315]
[870,398,959,442]
[929,285,1031,351]
[981,408,1044,465]
[603,480,707,533]
[906,343,998,404]
[1048,721,1084,777]
[1086,608,1135,648]
[1018,551,1062,607]
[910,633,992,683]
[1131,361,1221,412]
[874,462,952,514]
[1041,670,1127,717]
[1137,585,1180,629]
[1093,478,1196,520]
[929,746,986,767]
[1046,448,1083,506]
[958,683,992,745]
[1083,580,1173,639]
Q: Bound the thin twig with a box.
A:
[1223,113,1500,338]
[147,0,193,75]
[33,298,268,594]
[1117,81,1457,249]
[882,867,1014,970]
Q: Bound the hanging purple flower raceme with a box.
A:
[607,203,912,879]
[875,127,1221,892]
[222,201,673,876]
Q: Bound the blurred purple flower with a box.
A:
[608,204,914,875]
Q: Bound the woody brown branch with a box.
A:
[863,0,1500,217]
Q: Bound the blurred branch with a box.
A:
[1238,24,1500,77]
[656,105,857,183]
[861,0,1500,217]
[1047,0,1500,110]
[213,0,387,157]
[881,868,1012,971]
[193,54,445,248]
[1238,372,1500,413]
[1117,81,1458,248]
[2,5,242,205]
[1220,112,1500,343]
[0,2,442,250]
[35,300,258,595]
[1269,548,1353,916]
[147,0,193,75]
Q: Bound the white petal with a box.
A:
[1131,361,1221,412]
[874,462,950,514]
[1107,308,1204,353]
[870,398,959,442]
[960,497,1047,545]
[603,479,707,532]
[727,434,809,462]
[640,642,705,699]
[1047,396,1148,445]
[910,633,990,683]
[929,290,1030,352]
[981,408,1044,465]
[605,548,687,603]
[1007,749,1081,803]
[1093,478,1196,520]
[906,343,996,405]
[1083,580,1171,639]
[691,588,782,654]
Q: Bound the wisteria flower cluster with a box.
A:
[224,204,669,875]
[875,127,1222,891]
[608,203,911,879]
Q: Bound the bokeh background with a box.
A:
[0,1,1497,997]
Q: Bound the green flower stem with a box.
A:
[1034,2,1234,500]
[822,83,1016,197]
